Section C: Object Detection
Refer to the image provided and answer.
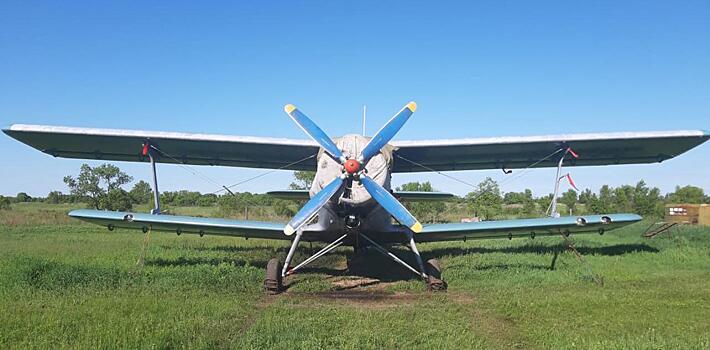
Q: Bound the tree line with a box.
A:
[1,165,708,222]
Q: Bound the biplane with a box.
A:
[4,102,708,292]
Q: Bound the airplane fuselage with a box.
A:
[307,134,403,241]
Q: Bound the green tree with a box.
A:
[129,180,152,204]
[172,191,202,206]
[95,164,133,191]
[16,192,31,202]
[536,193,553,215]
[289,171,316,190]
[632,180,662,216]
[197,193,218,207]
[578,189,594,204]
[0,196,10,210]
[503,190,530,205]
[64,163,133,209]
[503,189,536,217]
[46,191,62,204]
[589,185,614,214]
[465,177,502,220]
[668,185,705,204]
[273,199,297,217]
[559,189,578,214]
[100,189,133,211]
[396,181,446,223]
[612,185,635,212]
[521,189,537,216]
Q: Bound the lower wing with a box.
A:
[70,209,641,244]
[69,209,297,241]
[414,214,642,243]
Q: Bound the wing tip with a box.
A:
[284,104,297,114]
[406,101,417,112]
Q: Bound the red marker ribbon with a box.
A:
[567,147,579,159]
[566,173,579,191]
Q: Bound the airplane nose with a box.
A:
[344,159,360,174]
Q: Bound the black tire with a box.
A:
[426,259,442,280]
[264,258,283,294]
[425,259,447,291]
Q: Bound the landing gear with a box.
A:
[360,232,447,292]
[264,230,348,294]
[263,231,448,293]
[425,259,447,291]
[264,258,283,294]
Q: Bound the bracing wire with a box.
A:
[394,148,564,202]
[148,144,317,196]
[149,145,226,189]
[212,153,318,195]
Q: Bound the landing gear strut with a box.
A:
[263,231,448,293]
[360,232,447,292]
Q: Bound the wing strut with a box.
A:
[548,146,579,217]
[142,141,161,215]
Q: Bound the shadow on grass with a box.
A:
[475,262,554,271]
[146,256,269,269]
[150,241,659,286]
[156,244,419,282]
[425,243,659,259]
[158,244,291,254]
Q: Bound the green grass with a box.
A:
[1,204,709,349]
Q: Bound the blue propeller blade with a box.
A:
[359,101,416,163]
[360,175,422,233]
[284,175,345,235]
[284,104,344,162]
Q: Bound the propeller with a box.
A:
[283,102,422,235]
[359,102,416,164]
[284,104,345,163]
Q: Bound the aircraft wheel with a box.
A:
[264,258,283,294]
[425,259,447,292]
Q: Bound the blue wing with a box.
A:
[391,130,709,172]
[411,214,642,243]
[4,125,707,172]
[68,209,327,241]
[71,209,641,245]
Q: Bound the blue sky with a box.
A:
[1,1,708,197]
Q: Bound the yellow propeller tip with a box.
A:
[410,221,423,233]
[284,104,297,114]
[284,225,296,236]
[406,101,417,112]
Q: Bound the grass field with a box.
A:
[1,203,709,349]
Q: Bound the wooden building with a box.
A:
[664,204,710,226]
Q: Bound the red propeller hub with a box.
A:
[344,159,361,174]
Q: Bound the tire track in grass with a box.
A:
[236,295,278,335]
[449,292,528,349]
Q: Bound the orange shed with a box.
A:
[664,204,710,226]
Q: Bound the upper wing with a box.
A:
[3,124,319,170]
[414,214,641,243]
[5,125,707,173]
[391,130,709,172]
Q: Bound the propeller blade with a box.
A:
[359,175,422,233]
[284,104,344,162]
[359,101,416,163]
[284,175,345,235]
